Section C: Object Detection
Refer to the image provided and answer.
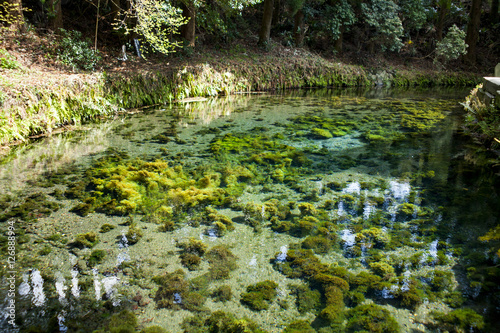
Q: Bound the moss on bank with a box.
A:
[0,54,480,147]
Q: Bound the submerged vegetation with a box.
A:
[0,89,498,332]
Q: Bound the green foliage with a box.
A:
[0,1,23,30]
[434,25,468,66]
[362,0,404,52]
[0,49,20,69]
[113,0,187,56]
[325,0,356,40]
[56,29,101,71]
[283,320,315,333]
[461,85,500,158]
[399,0,427,32]
[432,308,484,333]
[346,304,400,333]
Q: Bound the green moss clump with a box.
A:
[310,128,333,139]
[126,223,143,245]
[100,223,116,233]
[346,304,400,333]
[181,310,265,333]
[443,291,465,308]
[432,308,484,333]
[428,270,453,292]
[0,192,61,222]
[369,261,395,280]
[153,269,190,310]
[241,280,278,311]
[180,253,202,271]
[312,273,349,293]
[320,285,345,323]
[88,249,107,267]
[206,245,238,280]
[38,245,52,255]
[74,232,99,248]
[301,235,331,254]
[201,207,235,235]
[107,310,138,333]
[273,248,327,279]
[350,271,382,293]
[140,326,169,333]
[211,285,232,302]
[177,237,208,256]
[298,203,317,216]
[283,320,315,333]
[70,203,94,217]
[393,278,426,309]
[357,227,390,249]
[289,284,321,314]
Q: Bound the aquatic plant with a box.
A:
[289,284,322,314]
[282,320,315,333]
[0,192,61,222]
[92,309,138,333]
[73,232,99,248]
[211,285,232,302]
[432,308,484,333]
[153,269,206,311]
[125,223,144,245]
[100,223,116,233]
[88,249,106,267]
[241,280,278,311]
[181,310,265,333]
[140,326,169,333]
[301,235,332,254]
[206,245,238,280]
[346,304,400,333]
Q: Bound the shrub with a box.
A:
[434,25,468,67]
[56,29,101,71]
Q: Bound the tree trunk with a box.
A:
[491,0,499,24]
[334,26,345,54]
[47,0,63,30]
[293,9,304,47]
[436,0,450,41]
[258,0,274,46]
[465,0,482,64]
[180,1,196,47]
[6,0,25,32]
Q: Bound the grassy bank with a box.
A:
[0,50,481,148]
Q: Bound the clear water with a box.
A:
[1,88,498,332]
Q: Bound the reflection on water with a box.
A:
[1,88,498,333]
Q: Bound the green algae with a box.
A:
[73,232,99,248]
[241,280,278,311]
[346,304,400,333]
[210,285,232,302]
[432,308,484,333]
[181,310,266,333]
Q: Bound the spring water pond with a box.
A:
[1,88,499,333]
